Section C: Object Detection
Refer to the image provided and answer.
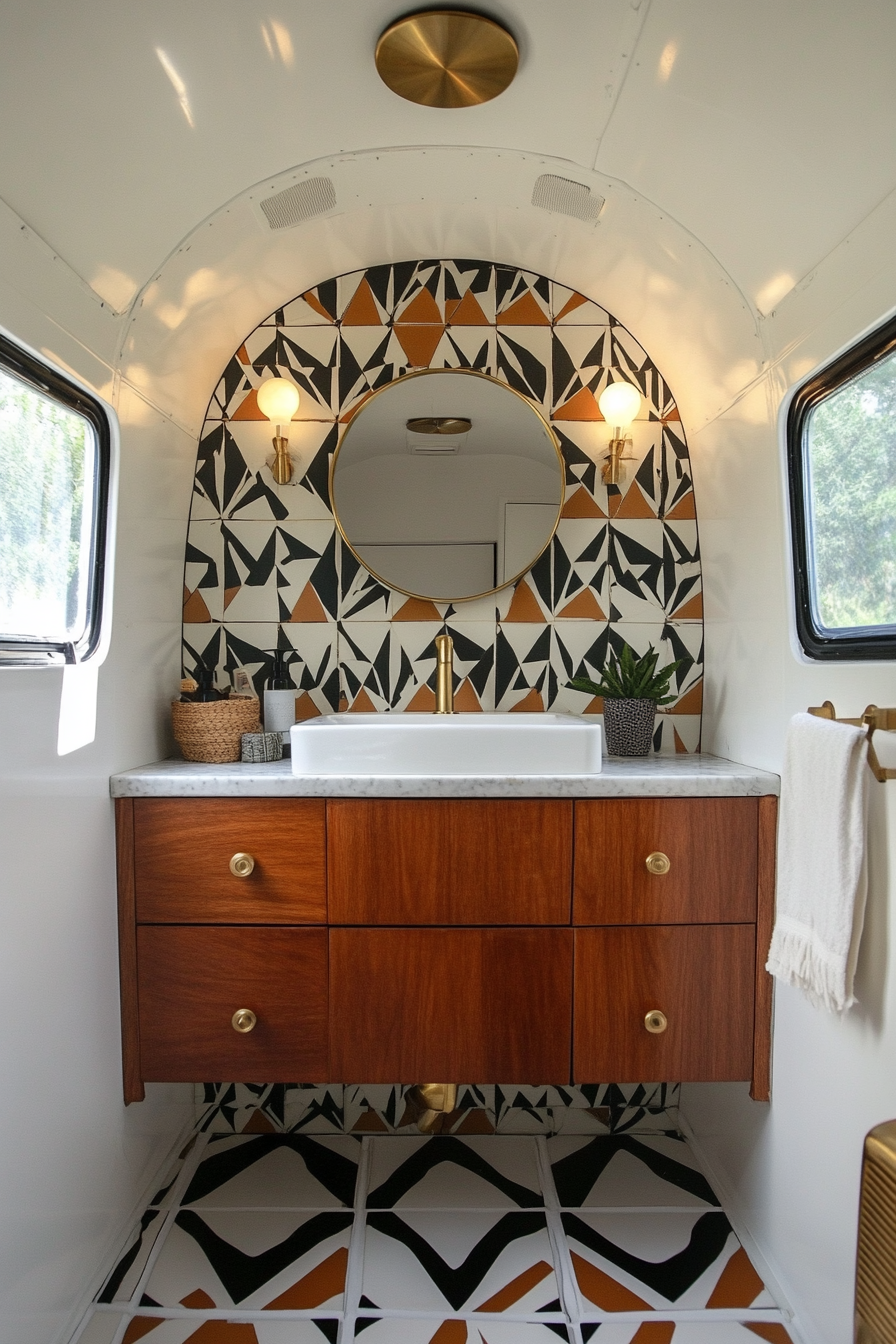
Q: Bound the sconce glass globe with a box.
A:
[257,376,300,424]
[598,381,641,431]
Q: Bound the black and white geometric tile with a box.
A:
[78,1127,796,1344]
[183,261,704,753]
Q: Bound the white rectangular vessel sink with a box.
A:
[290,713,602,776]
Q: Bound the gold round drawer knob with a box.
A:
[645,851,671,876]
[644,1009,668,1034]
[229,852,255,878]
[232,1008,257,1033]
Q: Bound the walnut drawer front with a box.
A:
[133,799,326,923]
[328,799,572,924]
[573,924,755,1083]
[137,926,328,1080]
[329,927,573,1082]
[573,798,758,924]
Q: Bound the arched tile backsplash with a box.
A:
[182,260,703,752]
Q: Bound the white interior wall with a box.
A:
[685,186,896,1344]
[0,223,195,1344]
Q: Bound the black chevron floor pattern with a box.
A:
[77,1129,799,1344]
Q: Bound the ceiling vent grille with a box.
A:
[260,177,337,230]
[531,174,604,223]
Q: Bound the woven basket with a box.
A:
[172,697,260,763]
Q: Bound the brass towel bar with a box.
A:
[807,701,896,782]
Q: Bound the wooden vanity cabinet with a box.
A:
[116,792,776,1105]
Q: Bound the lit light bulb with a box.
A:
[256,377,301,485]
[598,381,641,432]
[257,376,300,424]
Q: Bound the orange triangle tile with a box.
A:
[397,287,442,324]
[302,289,335,321]
[455,1109,495,1134]
[264,1247,348,1309]
[406,683,437,712]
[511,688,545,712]
[631,1326,675,1344]
[394,324,445,368]
[561,487,606,519]
[241,1109,276,1134]
[556,590,606,620]
[349,688,377,713]
[671,679,703,714]
[705,1247,766,1308]
[744,1325,794,1343]
[616,483,657,518]
[445,290,490,326]
[223,586,240,611]
[553,387,603,421]
[671,591,703,619]
[123,1320,166,1343]
[662,406,681,421]
[289,582,329,623]
[294,693,321,722]
[351,1108,390,1131]
[453,679,482,711]
[503,582,545,622]
[341,278,383,326]
[584,695,604,713]
[570,1252,652,1310]
[475,1261,553,1312]
[230,388,265,421]
[674,728,688,753]
[428,1323,468,1344]
[607,491,623,518]
[665,491,696,520]
[497,291,550,325]
[183,587,212,623]
[555,291,589,322]
[236,344,250,365]
[180,1290,217,1309]
[393,596,443,621]
[184,1324,258,1343]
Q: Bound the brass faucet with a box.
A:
[435,634,454,714]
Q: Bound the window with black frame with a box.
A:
[0,332,113,667]
[787,314,896,660]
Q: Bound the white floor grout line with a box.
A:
[535,1134,582,1326]
[117,1122,214,1311]
[338,1134,372,1344]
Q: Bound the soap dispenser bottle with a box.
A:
[264,649,296,748]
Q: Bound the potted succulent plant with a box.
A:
[569,642,684,756]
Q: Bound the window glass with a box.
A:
[787,315,896,659]
[806,348,896,632]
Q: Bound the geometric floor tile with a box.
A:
[354,1321,572,1341]
[548,1135,720,1209]
[98,1210,169,1304]
[119,1320,339,1342]
[181,1135,360,1209]
[366,1136,543,1209]
[564,1211,777,1312]
[141,1210,354,1309]
[580,1327,795,1342]
[362,1210,560,1313]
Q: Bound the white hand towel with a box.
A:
[766,712,869,1013]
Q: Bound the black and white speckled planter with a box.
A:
[603,698,657,756]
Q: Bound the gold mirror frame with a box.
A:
[329,367,565,605]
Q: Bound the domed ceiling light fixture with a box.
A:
[375,9,519,108]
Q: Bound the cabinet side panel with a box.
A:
[751,794,778,1101]
[328,799,573,924]
[115,798,144,1103]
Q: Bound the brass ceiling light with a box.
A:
[375,9,519,108]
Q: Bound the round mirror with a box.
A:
[330,369,564,602]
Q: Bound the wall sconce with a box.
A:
[597,381,642,486]
[257,376,301,484]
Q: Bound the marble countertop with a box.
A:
[110,754,779,798]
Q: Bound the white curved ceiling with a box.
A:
[0,0,894,318]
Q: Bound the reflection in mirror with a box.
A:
[330,369,563,601]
